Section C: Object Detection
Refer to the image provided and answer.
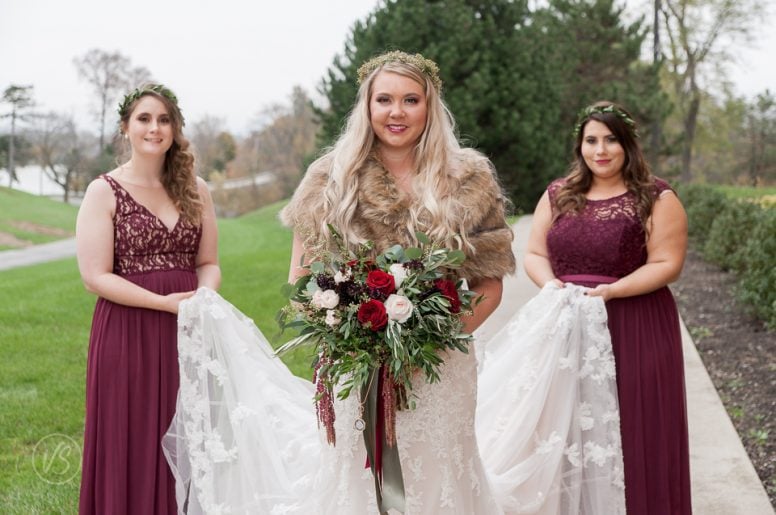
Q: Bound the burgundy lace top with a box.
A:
[546,178,672,279]
[102,175,202,276]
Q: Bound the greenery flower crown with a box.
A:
[357,50,443,91]
[573,104,638,138]
[117,84,184,126]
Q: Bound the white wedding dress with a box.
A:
[163,284,625,514]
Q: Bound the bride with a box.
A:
[162,51,625,514]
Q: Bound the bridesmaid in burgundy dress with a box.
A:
[525,101,692,514]
[75,84,220,514]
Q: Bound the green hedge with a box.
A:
[703,200,762,273]
[737,209,776,329]
[677,184,775,330]
[676,184,727,246]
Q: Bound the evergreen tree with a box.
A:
[317,0,664,210]
[538,0,669,183]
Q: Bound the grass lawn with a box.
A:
[0,188,79,249]
[0,200,313,513]
[716,184,776,200]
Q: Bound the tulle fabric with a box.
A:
[477,284,625,514]
[163,284,625,514]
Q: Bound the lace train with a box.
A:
[163,284,625,514]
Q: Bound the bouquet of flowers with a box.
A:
[277,228,479,511]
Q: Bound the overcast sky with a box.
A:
[2,0,775,136]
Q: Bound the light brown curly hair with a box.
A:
[119,84,202,224]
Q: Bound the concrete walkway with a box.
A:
[0,237,76,271]
[1,219,773,513]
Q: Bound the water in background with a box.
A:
[0,166,82,204]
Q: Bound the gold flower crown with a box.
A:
[574,104,638,138]
[117,84,184,126]
[357,51,442,91]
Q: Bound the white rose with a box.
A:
[384,294,414,323]
[325,309,341,327]
[312,289,340,310]
[389,263,408,288]
[334,269,351,284]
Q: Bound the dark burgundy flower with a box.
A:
[368,287,388,302]
[340,280,366,305]
[404,259,424,271]
[316,274,336,291]
[435,279,461,313]
[347,258,376,271]
[366,270,395,297]
[357,299,388,331]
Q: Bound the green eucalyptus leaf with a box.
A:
[404,247,422,259]
[305,279,320,295]
[384,244,404,260]
[415,232,430,245]
[280,282,294,298]
[447,249,466,265]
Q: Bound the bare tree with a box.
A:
[125,65,154,90]
[30,112,93,202]
[240,86,320,194]
[73,49,153,153]
[189,115,237,180]
[746,91,776,186]
[1,84,35,186]
[208,87,319,216]
[660,0,765,182]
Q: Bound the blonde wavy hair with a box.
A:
[119,85,202,224]
[316,55,470,250]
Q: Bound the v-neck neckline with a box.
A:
[107,175,181,233]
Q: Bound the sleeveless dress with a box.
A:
[79,174,202,515]
[546,178,692,515]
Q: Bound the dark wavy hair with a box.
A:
[118,84,202,224]
[554,100,656,234]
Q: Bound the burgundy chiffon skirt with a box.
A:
[79,270,196,515]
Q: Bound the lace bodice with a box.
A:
[546,178,672,278]
[102,175,202,276]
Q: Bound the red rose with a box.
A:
[366,270,396,297]
[435,279,461,313]
[357,299,388,331]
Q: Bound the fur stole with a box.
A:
[280,149,516,281]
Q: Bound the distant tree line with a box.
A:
[0,51,319,213]
[1,0,772,212]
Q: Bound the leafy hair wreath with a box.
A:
[357,50,442,91]
[117,84,184,126]
[573,104,638,138]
